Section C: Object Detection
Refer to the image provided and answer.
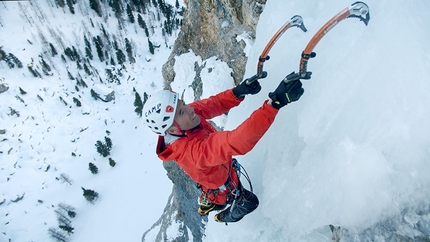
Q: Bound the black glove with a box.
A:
[233,80,262,98]
[269,80,304,109]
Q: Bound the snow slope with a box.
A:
[0,0,181,241]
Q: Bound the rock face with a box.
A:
[162,0,266,87]
[142,161,206,242]
[142,0,266,241]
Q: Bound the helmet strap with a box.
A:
[172,121,185,135]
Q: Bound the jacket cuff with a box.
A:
[263,100,279,114]
[229,88,245,101]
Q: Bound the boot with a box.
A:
[214,208,243,223]
[198,203,227,216]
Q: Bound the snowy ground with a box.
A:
[1,0,179,241]
[1,0,430,241]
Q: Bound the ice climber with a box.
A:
[142,77,304,223]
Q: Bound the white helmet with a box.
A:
[143,90,179,135]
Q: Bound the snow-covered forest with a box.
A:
[1,0,182,241]
[2,0,430,241]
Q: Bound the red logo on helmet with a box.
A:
[166,105,174,113]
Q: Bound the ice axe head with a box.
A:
[348,1,370,26]
[290,15,308,32]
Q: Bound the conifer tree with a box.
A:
[105,136,112,150]
[88,162,98,174]
[84,35,92,51]
[11,53,23,68]
[116,49,126,65]
[137,14,149,37]
[81,187,99,204]
[85,47,93,60]
[125,38,135,63]
[59,225,74,234]
[95,140,109,156]
[73,97,82,107]
[93,37,104,62]
[49,43,58,56]
[67,70,75,80]
[83,63,92,75]
[39,55,52,75]
[64,47,75,61]
[66,0,75,14]
[143,91,148,105]
[72,46,80,61]
[27,62,41,78]
[137,14,145,29]
[89,0,102,17]
[109,158,116,167]
[126,4,135,23]
[0,48,6,62]
[19,87,27,95]
[3,52,23,68]
[134,91,143,116]
[55,0,65,7]
[95,137,112,157]
[111,0,123,19]
[148,38,154,54]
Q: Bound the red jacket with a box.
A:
[156,88,278,201]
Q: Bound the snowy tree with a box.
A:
[137,14,149,37]
[64,47,75,61]
[59,225,74,234]
[81,187,99,204]
[83,63,92,75]
[0,47,6,62]
[39,55,52,75]
[88,162,98,174]
[126,4,134,23]
[73,97,82,107]
[110,0,123,19]
[85,47,93,60]
[19,87,27,95]
[105,136,112,150]
[125,38,135,63]
[134,91,143,117]
[137,14,145,29]
[148,38,154,54]
[84,35,91,51]
[49,43,58,56]
[95,137,112,157]
[27,63,42,78]
[93,36,104,62]
[109,157,116,167]
[89,0,102,17]
[66,0,75,14]
[143,91,148,105]
[116,49,126,65]
[55,0,65,8]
